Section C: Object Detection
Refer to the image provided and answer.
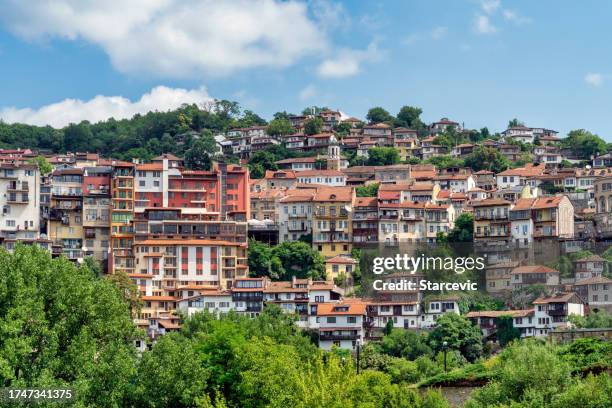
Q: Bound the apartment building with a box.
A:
[485,261,518,295]
[574,254,605,280]
[429,118,461,134]
[496,164,546,189]
[250,189,283,223]
[296,170,347,186]
[278,188,316,243]
[425,295,460,322]
[325,255,357,283]
[312,187,354,258]
[362,122,393,146]
[573,276,612,313]
[317,300,367,350]
[0,163,42,250]
[533,292,585,335]
[352,196,379,245]
[50,168,84,261]
[531,196,574,239]
[510,265,560,290]
[110,161,136,274]
[82,166,111,268]
[466,309,535,338]
[472,199,512,245]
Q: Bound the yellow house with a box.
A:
[325,255,357,283]
[312,187,354,258]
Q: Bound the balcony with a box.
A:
[288,213,308,219]
[6,196,29,204]
[319,331,359,341]
[474,213,509,221]
[547,307,567,316]
[7,184,28,192]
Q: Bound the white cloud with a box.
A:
[585,73,604,87]
[0,86,213,128]
[310,0,349,32]
[431,26,448,40]
[0,0,328,77]
[481,0,501,15]
[299,84,317,101]
[502,9,531,25]
[316,42,383,78]
[474,15,497,34]
[402,33,419,46]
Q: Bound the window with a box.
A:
[347,316,356,324]
[326,317,336,323]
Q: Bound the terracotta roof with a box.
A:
[264,281,308,293]
[279,189,317,203]
[497,164,546,177]
[511,198,536,210]
[466,309,534,318]
[573,276,612,286]
[574,254,606,263]
[530,196,565,209]
[251,189,284,199]
[153,153,181,161]
[511,265,558,274]
[317,301,367,316]
[364,123,391,129]
[474,170,494,175]
[142,295,178,301]
[136,163,163,171]
[409,182,435,191]
[354,197,378,207]
[326,255,357,264]
[265,170,297,179]
[533,292,580,304]
[379,183,412,192]
[314,187,353,202]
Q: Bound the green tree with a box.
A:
[266,118,295,136]
[568,310,612,328]
[507,118,524,128]
[28,155,53,175]
[333,122,352,136]
[496,315,521,346]
[366,107,394,124]
[379,329,433,360]
[356,183,379,197]
[395,105,423,129]
[304,117,324,135]
[184,134,216,170]
[366,147,400,166]
[136,333,209,407]
[443,213,474,242]
[464,146,510,173]
[563,129,608,159]
[248,150,278,179]
[0,245,139,407]
[63,122,93,152]
[247,239,284,279]
[273,241,326,280]
[466,340,573,407]
[426,155,464,169]
[428,313,483,362]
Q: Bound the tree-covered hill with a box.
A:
[0,100,267,162]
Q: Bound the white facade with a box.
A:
[0,165,41,242]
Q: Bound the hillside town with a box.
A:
[1,109,611,350]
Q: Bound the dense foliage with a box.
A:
[247,239,326,281]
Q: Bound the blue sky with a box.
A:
[0,0,611,140]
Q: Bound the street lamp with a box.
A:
[356,338,361,374]
[442,341,448,372]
